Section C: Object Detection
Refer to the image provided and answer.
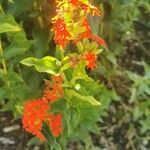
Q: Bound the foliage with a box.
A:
[0,0,149,150]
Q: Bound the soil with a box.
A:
[0,112,44,150]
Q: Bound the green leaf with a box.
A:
[7,71,23,82]
[66,90,101,106]
[41,123,55,145]
[4,31,31,60]
[8,0,35,17]
[0,23,20,33]
[32,27,50,58]
[27,137,41,146]
[0,87,6,99]
[71,61,93,85]
[21,56,61,75]
[15,105,23,114]
[0,14,21,33]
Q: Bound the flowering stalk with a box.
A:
[21,0,105,148]
[52,0,105,49]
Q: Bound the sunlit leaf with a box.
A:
[66,90,101,106]
[21,56,61,75]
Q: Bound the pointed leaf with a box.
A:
[21,56,61,75]
[67,90,101,106]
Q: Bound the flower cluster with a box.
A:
[52,0,105,49]
[84,52,97,70]
[52,18,71,48]
[22,75,63,141]
[22,98,49,140]
[44,75,64,103]
[48,114,63,137]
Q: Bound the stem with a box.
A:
[0,38,7,74]
[0,37,15,100]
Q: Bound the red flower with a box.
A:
[44,76,64,103]
[22,98,49,141]
[75,19,105,46]
[91,34,106,46]
[52,18,71,48]
[48,113,63,137]
[74,19,91,43]
[52,75,63,84]
[80,3,101,16]
[81,19,92,38]
[84,52,97,70]
[69,0,79,6]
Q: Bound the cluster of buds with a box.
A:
[52,0,105,49]
[22,75,63,141]
[44,75,64,103]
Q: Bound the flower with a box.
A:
[52,18,71,48]
[91,34,106,46]
[75,19,105,46]
[73,19,91,43]
[22,97,63,139]
[84,52,97,70]
[81,19,92,38]
[44,76,64,103]
[48,113,63,137]
[69,0,79,6]
[80,3,101,16]
[22,98,49,141]
[52,75,63,84]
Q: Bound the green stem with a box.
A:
[0,38,7,74]
[0,37,15,100]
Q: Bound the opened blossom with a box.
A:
[22,98,49,141]
[52,18,71,48]
[22,75,64,140]
[74,19,105,46]
[80,3,101,16]
[84,52,97,70]
[48,114,63,137]
[69,0,79,6]
[44,75,64,103]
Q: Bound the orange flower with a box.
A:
[91,34,106,46]
[44,75,64,103]
[84,52,97,70]
[52,18,71,48]
[22,98,49,141]
[75,19,105,46]
[80,3,101,16]
[52,75,63,84]
[69,0,79,6]
[49,113,63,137]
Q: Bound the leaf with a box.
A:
[32,27,50,58]
[21,56,61,75]
[66,90,101,106]
[0,14,21,33]
[0,70,7,81]
[0,87,6,99]
[71,61,93,85]
[15,105,23,114]
[41,123,55,145]
[4,31,31,60]
[27,137,41,146]
[7,71,23,83]
[143,62,150,78]
[8,0,35,17]
[0,23,21,33]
